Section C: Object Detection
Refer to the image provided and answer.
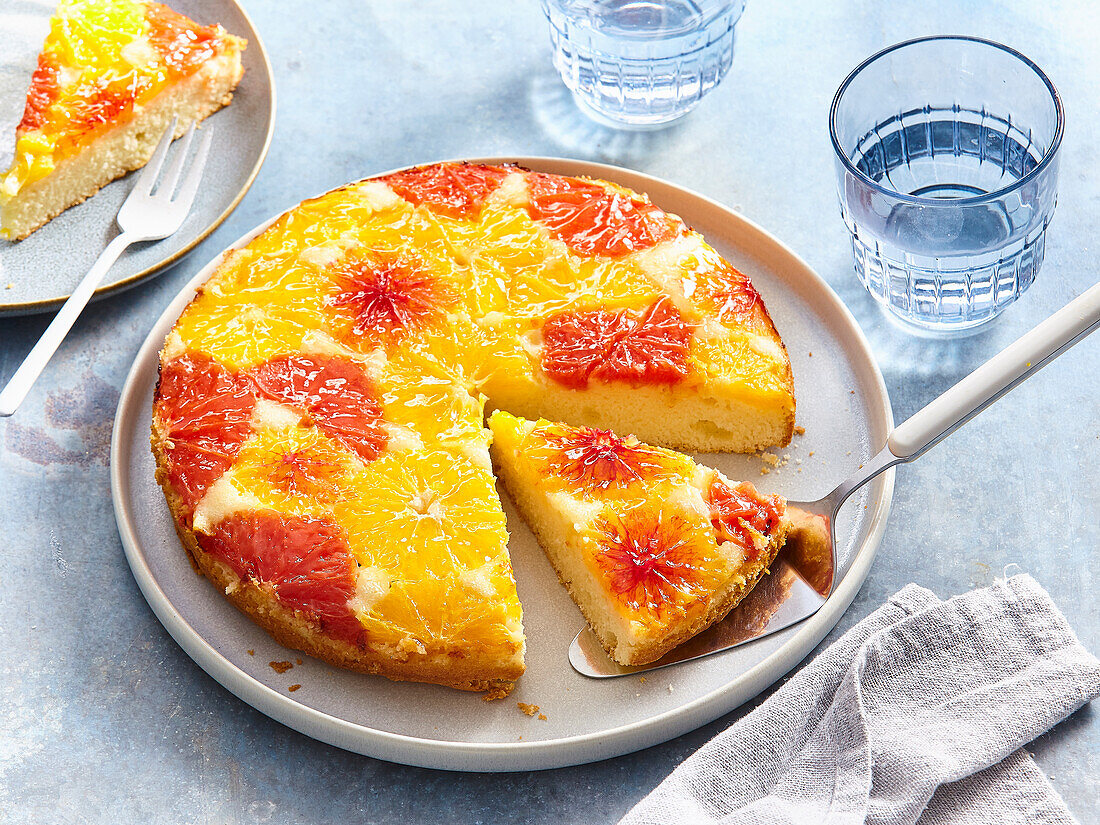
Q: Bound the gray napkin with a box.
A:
[619,575,1100,825]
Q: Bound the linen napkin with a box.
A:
[619,574,1100,825]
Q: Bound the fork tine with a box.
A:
[155,122,195,197]
[171,128,213,209]
[134,116,178,195]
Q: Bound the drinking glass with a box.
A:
[540,0,746,129]
[830,36,1063,335]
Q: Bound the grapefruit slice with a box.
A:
[539,296,694,389]
[383,162,509,219]
[198,511,364,644]
[248,354,388,463]
[524,172,681,257]
[154,352,256,514]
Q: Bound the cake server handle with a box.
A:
[886,282,1100,463]
[0,233,133,417]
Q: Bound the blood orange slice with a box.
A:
[248,354,387,463]
[155,352,256,512]
[383,163,509,219]
[323,251,454,346]
[689,258,765,328]
[590,507,717,616]
[145,3,225,79]
[535,423,685,492]
[524,172,681,257]
[199,511,363,644]
[540,296,694,389]
[706,477,784,558]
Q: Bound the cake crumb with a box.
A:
[759,466,771,475]
[793,425,806,436]
[482,687,509,702]
[269,660,293,674]
[639,676,647,684]
[761,452,780,467]
[808,451,815,457]
[667,685,674,693]
[295,658,303,665]
[247,649,254,656]
[517,702,540,717]
[288,684,301,692]
[808,351,813,357]
[538,713,547,721]
[4,283,13,290]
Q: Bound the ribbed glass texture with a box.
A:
[830,37,1063,335]
[541,0,745,128]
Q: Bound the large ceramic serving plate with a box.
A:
[0,0,274,316]
[111,157,894,771]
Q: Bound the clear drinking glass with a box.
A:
[830,36,1063,335]
[540,0,746,129]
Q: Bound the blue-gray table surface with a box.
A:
[2,1,1097,822]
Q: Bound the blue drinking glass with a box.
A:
[830,36,1064,336]
[541,0,746,129]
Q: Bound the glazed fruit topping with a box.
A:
[248,354,388,463]
[593,508,708,614]
[540,296,694,389]
[383,163,510,219]
[19,54,61,133]
[706,478,783,557]
[156,352,256,510]
[265,448,344,498]
[146,3,225,78]
[540,425,675,490]
[693,260,763,325]
[524,172,680,257]
[200,511,364,644]
[324,252,453,343]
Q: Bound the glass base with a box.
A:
[874,297,1011,338]
[570,92,694,131]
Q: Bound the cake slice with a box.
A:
[1,0,246,240]
[489,410,790,666]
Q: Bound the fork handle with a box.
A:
[888,281,1100,461]
[0,233,133,417]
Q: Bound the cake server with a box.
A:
[571,281,1100,677]
[0,119,212,418]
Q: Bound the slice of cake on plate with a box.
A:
[1,0,246,239]
[489,410,790,666]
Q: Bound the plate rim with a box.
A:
[110,156,895,771]
[0,0,277,316]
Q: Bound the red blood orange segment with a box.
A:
[199,511,363,644]
[540,296,695,389]
[382,163,509,219]
[323,252,454,345]
[145,2,225,79]
[524,172,681,257]
[19,53,61,133]
[706,478,784,558]
[67,78,146,137]
[248,354,388,463]
[590,507,713,615]
[156,352,256,510]
[691,259,765,327]
[536,424,683,492]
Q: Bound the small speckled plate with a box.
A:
[0,0,274,317]
[111,158,895,771]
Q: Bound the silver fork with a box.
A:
[571,281,1100,677]
[0,118,212,417]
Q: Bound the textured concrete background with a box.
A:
[1,1,1097,822]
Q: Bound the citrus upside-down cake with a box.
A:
[1,0,246,239]
[151,162,796,695]
[490,411,789,666]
